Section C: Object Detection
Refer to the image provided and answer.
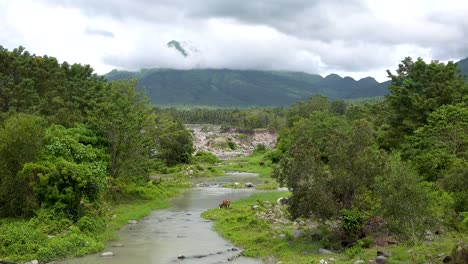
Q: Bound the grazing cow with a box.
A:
[219,199,230,209]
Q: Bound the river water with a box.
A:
[59,173,264,264]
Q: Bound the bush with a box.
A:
[193,151,220,164]
[254,144,266,152]
[77,216,106,237]
[0,222,47,261]
[341,208,365,239]
[28,208,73,235]
[265,149,283,164]
[227,140,237,150]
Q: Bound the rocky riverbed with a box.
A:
[185,124,277,159]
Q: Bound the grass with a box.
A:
[220,150,273,178]
[0,180,190,263]
[202,191,468,264]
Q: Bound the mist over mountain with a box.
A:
[105,68,390,106]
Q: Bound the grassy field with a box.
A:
[219,150,274,178]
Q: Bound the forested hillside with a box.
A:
[105,68,390,106]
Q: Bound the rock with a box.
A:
[177,255,186,259]
[311,233,323,240]
[353,260,365,264]
[375,256,387,264]
[101,252,114,257]
[252,205,260,210]
[277,197,289,205]
[31,260,39,264]
[245,182,254,188]
[293,230,302,238]
[442,256,452,263]
[328,258,335,262]
[318,248,334,255]
[112,243,125,247]
[319,260,328,264]
[48,235,55,238]
[278,233,286,238]
[231,247,238,251]
[128,220,138,224]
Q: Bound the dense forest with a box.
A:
[271,57,467,245]
[105,68,390,106]
[0,46,194,262]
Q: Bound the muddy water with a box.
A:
[60,173,264,264]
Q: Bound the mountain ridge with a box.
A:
[105,68,390,106]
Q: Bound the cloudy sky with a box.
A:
[1,0,467,81]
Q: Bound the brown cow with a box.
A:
[219,199,230,209]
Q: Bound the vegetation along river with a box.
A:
[59,172,264,264]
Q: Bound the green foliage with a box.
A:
[375,157,436,242]
[28,208,73,235]
[193,151,220,164]
[275,112,386,220]
[0,221,47,261]
[341,208,365,239]
[227,140,237,150]
[401,103,467,181]
[154,113,194,166]
[0,114,47,217]
[383,57,467,148]
[254,143,266,152]
[76,216,106,236]
[20,124,108,219]
[88,80,159,179]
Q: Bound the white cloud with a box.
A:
[0,0,467,82]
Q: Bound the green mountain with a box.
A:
[105,68,390,106]
[457,57,468,80]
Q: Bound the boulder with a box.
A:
[375,256,387,264]
[245,182,254,188]
[101,252,114,257]
[128,220,138,224]
[318,248,334,254]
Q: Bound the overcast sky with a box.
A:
[1,0,467,81]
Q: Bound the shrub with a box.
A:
[227,140,237,150]
[77,216,106,237]
[341,208,365,239]
[0,222,47,261]
[254,144,266,152]
[193,151,220,164]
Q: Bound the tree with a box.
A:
[154,113,194,166]
[401,103,467,181]
[376,157,437,241]
[88,80,158,180]
[383,57,467,148]
[20,124,108,219]
[0,114,47,217]
[274,112,386,220]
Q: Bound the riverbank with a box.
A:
[0,180,191,263]
[202,192,468,264]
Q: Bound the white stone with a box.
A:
[101,252,114,257]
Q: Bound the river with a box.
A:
[59,172,264,264]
